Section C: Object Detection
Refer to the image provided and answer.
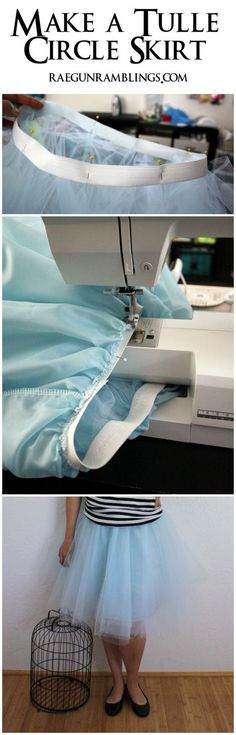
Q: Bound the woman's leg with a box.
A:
[120,636,147,704]
[102,639,124,703]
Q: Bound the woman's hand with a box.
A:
[2,94,43,127]
[59,537,74,566]
[59,499,81,565]
[155,496,161,508]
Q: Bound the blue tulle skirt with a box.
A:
[49,511,201,643]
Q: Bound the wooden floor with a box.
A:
[3,673,233,733]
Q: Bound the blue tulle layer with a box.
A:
[49,511,201,643]
[3,102,233,214]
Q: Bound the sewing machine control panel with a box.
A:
[129,318,161,348]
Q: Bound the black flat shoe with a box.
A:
[126,685,150,718]
[105,686,125,716]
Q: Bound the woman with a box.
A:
[55,495,163,718]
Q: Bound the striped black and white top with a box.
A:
[84,495,162,526]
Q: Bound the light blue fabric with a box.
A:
[3,217,192,479]
[49,510,203,642]
[3,101,233,214]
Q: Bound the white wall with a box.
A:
[46,93,233,128]
[46,93,145,114]
[2,496,233,673]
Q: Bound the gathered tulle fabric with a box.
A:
[3,101,233,214]
[3,217,191,479]
[49,511,202,643]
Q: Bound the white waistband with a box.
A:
[12,117,207,188]
[67,381,165,471]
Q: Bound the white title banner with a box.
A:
[1,0,234,93]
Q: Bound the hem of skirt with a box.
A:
[59,608,147,643]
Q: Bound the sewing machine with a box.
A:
[43,216,233,449]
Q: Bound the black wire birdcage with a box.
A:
[30,610,93,713]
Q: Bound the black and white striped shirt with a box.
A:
[84,495,162,526]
